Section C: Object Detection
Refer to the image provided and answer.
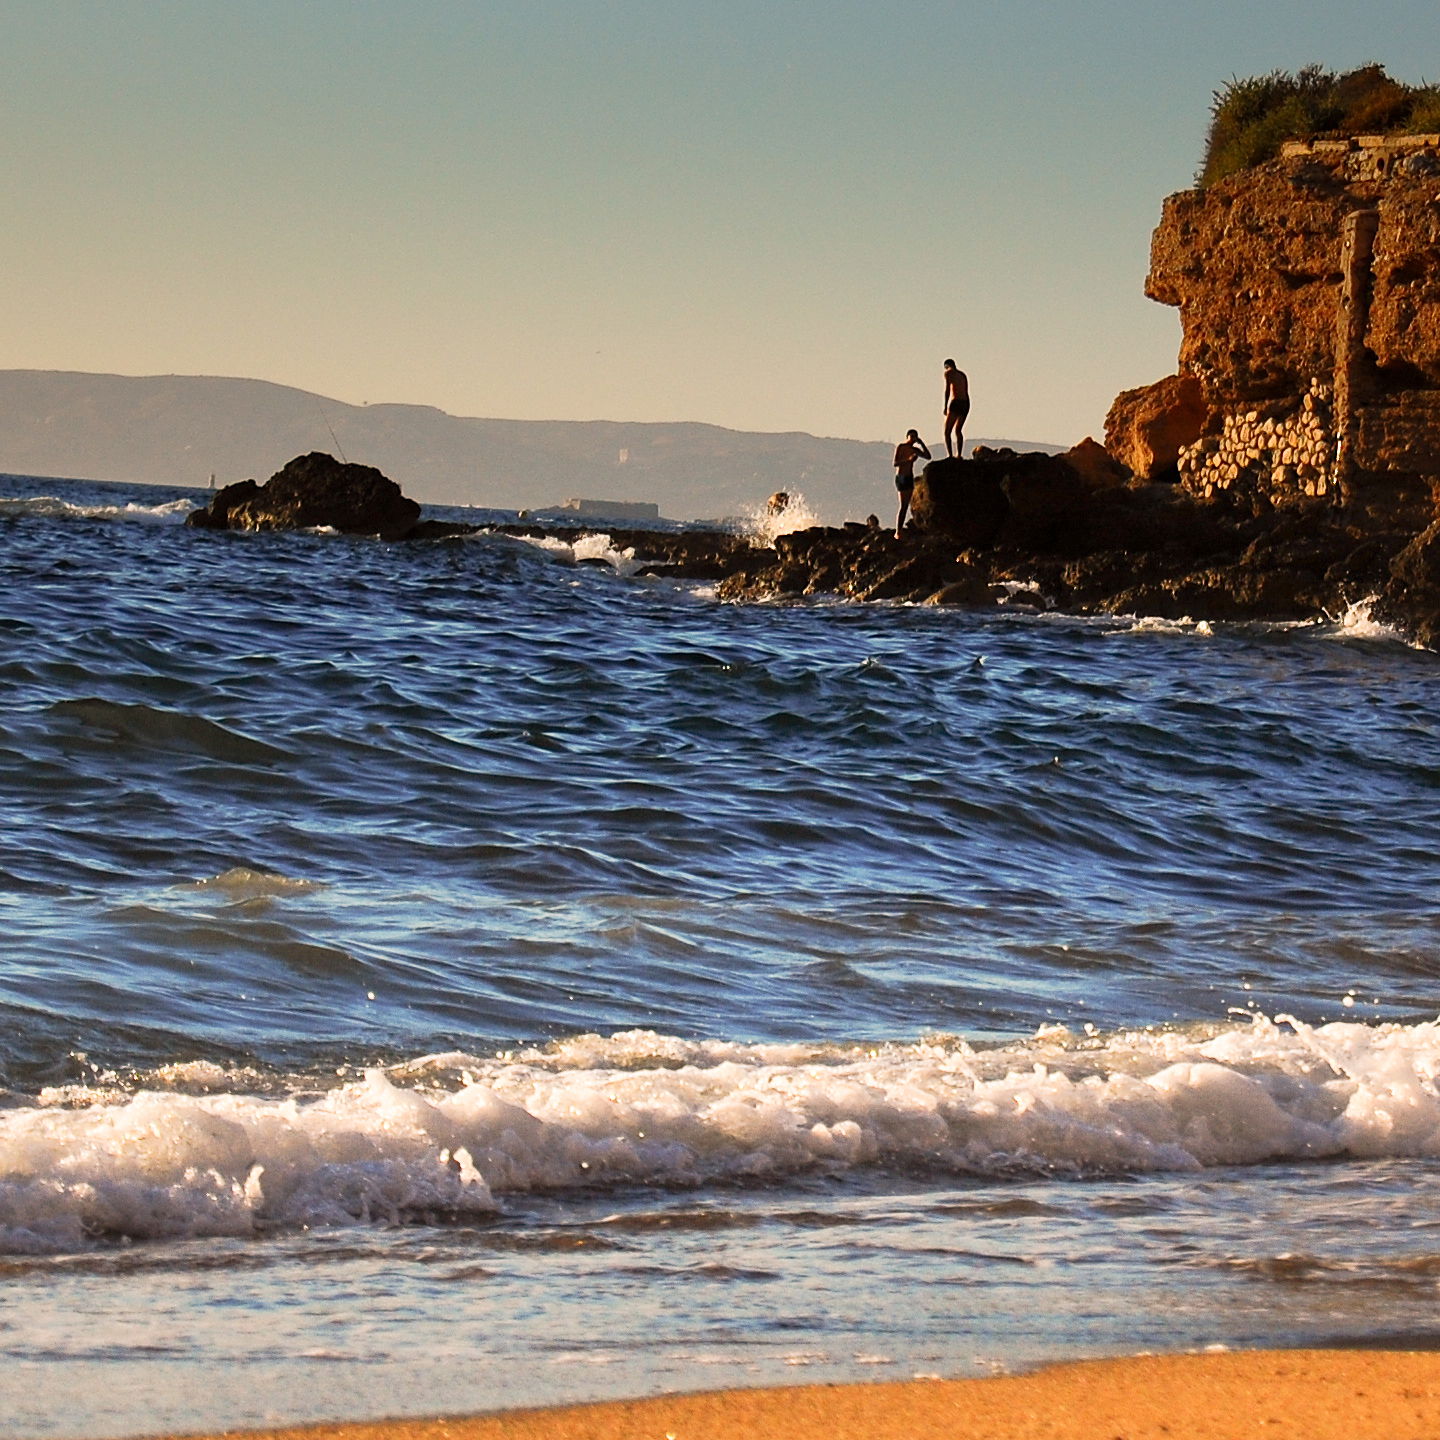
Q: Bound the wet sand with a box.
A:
[164,1349,1440,1440]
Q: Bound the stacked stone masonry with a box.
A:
[1179,380,1335,502]
[1279,134,1440,184]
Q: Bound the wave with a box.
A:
[0,494,193,523]
[49,699,289,764]
[504,530,642,574]
[5,1014,1440,1254]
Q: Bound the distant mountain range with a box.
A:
[0,370,1062,523]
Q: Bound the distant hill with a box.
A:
[0,370,1063,524]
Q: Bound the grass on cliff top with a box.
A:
[1201,63,1440,186]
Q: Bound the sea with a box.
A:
[2,471,1440,1438]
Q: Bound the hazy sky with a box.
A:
[1,2,1433,445]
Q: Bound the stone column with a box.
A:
[1333,207,1380,502]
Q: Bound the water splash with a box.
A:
[735,490,822,547]
[506,530,641,573]
[1328,595,1406,642]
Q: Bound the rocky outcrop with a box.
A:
[908,456,1009,548]
[172,444,1440,641]
[1105,375,1206,481]
[1126,138,1440,509]
[711,526,994,606]
[188,452,421,539]
[495,133,1440,642]
[1380,520,1440,647]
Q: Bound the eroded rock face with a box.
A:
[1148,163,1356,402]
[1105,375,1206,481]
[188,452,421,539]
[1138,143,1440,505]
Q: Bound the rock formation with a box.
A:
[1104,375,1206,482]
[699,138,1440,636]
[1115,135,1440,516]
[188,452,421,539]
[1093,132,1440,643]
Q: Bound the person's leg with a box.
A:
[944,415,957,457]
[895,484,911,537]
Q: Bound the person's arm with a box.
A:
[918,439,931,459]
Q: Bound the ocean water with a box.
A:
[3,472,1440,1437]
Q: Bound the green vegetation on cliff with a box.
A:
[1200,64,1440,187]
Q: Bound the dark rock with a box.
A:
[187,452,421,539]
[1063,437,1131,490]
[1389,519,1440,592]
[909,456,1010,546]
[404,518,483,541]
[997,458,1095,551]
[1378,520,1440,645]
[921,567,994,606]
[853,556,943,602]
[187,479,260,529]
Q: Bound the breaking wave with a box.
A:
[0,493,193,523]
[6,1014,1440,1254]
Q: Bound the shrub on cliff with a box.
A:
[1200,64,1440,186]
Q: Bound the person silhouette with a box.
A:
[942,359,970,458]
[892,428,931,537]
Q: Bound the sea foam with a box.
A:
[504,530,642,574]
[4,1014,1440,1254]
[0,494,193,523]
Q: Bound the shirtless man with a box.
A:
[942,359,970,458]
[892,428,931,537]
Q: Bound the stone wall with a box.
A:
[1177,380,1335,502]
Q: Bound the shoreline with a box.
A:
[154,1349,1440,1440]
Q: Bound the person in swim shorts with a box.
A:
[942,358,970,458]
[892,428,931,537]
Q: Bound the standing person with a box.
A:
[892,428,931,538]
[942,358,970,458]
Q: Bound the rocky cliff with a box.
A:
[1109,135,1440,515]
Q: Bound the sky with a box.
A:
[1,2,1434,447]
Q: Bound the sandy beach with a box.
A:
[161,1350,1440,1440]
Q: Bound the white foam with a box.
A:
[736,491,822,547]
[1325,596,1408,643]
[509,531,640,574]
[7,1016,1440,1253]
[0,495,194,523]
[0,1075,496,1254]
[1126,614,1213,636]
